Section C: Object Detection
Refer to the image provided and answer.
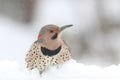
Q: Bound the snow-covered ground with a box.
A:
[0,59,120,80]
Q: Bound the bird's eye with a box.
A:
[50,30,54,33]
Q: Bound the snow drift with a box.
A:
[0,59,120,80]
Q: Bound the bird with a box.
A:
[25,24,73,74]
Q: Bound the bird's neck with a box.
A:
[41,39,63,50]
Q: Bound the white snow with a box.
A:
[0,59,120,80]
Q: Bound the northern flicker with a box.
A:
[25,24,73,74]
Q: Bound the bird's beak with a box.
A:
[60,24,73,32]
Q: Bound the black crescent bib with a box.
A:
[41,46,61,56]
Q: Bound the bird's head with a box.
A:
[37,24,73,42]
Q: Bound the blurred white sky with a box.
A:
[0,0,120,67]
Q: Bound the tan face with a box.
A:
[44,26,59,40]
